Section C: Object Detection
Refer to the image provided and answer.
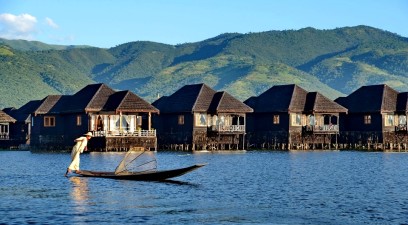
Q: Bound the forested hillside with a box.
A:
[1,25,407,108]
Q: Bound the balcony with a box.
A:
[0,133,10,140]
[211,125,245,133]
[92,130,156,137]
[395,124,407,132]
[303,125,339,133]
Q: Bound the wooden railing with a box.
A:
[211,125,245,132]
[92,130,156,137]
[0,133,10,140]
[395,124,407,132]
[303,125,339,132]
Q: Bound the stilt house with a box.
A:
[335,84,401,149]
[152,83,253,151]
[3,100,42,148]
[28,83,159,151]
[0,110,16,148]
[245,84,347,150]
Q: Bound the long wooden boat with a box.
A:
[75,164,206,181]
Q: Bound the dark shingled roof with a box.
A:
[304,92,348,113]
[0,110,16,123]
[50,83,116,113]
[105,91,159,113]
[335,84,398,113]
[245,84,347,114]
[34,95,62,115]
[11,83,157,117]
[245,84,308,113]
[209,92,253,113]
[152,83,216,113]
[6,100,42,122]
[152,83,252,114]
[396,92,408,113]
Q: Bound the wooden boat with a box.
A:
[75,164,206,181]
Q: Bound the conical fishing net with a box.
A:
[114,150,157,175]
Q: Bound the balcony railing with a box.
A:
[0,133,10,140]
[303,125,339,132]
[395,124,407,132]
[211,125,245,132]
[92,130,156,137]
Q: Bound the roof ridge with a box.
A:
[115,90,130,112]
[309,92,318,111]
[288,84,302,111]
[215,91,226,111]
[192,83,207,111]
[85,83,106,111]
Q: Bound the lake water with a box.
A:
[1,150,408,225]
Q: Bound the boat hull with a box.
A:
[75,164,206,181]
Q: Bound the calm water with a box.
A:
[1,150,408,225]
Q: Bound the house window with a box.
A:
[364,115,371,125]
[0,124,8,133]
[291,113,302,126]
[273,115,280,124]
[76,115,82,126]
[385,114,394,126]
[178,115,184,125]
[44,116,55,127]
[136,116,142,126]
[195,113,207,127]
[399,115,407,125]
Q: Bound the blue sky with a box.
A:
[0,0,407,48]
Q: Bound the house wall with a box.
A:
[246,112,290,149]
[30,114,89,151]
[153,113,194,148]
[9,121,30,145]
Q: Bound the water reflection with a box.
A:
[2,151,408,224]
[69,177,89,214]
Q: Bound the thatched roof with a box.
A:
[335,84,398,113]
[152,83,253,114]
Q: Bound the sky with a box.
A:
[0,0,407,48]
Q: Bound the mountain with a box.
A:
[1,25,407,109]
[0,38,92,51]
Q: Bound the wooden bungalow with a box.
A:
[0,110,16,148]
[244,84,347,150]
[2,100,42,149]
[335,84,402,150]
[152,83,253,151]
[28,83,159,151]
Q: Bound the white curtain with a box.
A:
[103,115,108,131]
[129,115,135,132]
[123,115,132,131]
[110,115,118,131]
[90,115,95,131]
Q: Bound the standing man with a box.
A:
[65,132,93,176]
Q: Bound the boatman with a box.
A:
[65,132,93,176]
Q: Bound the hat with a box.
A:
[84,132,93,137]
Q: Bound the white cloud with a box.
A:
[0,13,38,40]
[45,17,59,29]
